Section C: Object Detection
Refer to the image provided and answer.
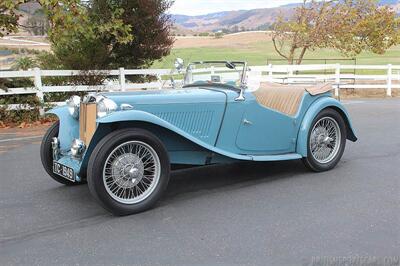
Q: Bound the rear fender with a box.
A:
[296,97,357,157]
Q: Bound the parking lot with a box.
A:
[0,99,399,265]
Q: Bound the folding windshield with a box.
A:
[183,61,247,88]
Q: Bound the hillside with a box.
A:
[171,7,292,33]
[171,0,400,33]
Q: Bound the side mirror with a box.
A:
[174,58,184,73]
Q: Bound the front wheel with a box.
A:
[87,128,170,216]
[302,108,347,172]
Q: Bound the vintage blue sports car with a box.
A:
[41,60,357,215]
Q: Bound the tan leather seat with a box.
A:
[253,82,332,116]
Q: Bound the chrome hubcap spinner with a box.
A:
[310,117,341,164]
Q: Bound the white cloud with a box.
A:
[170,0,305,16]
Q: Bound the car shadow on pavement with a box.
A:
[163,160,308,204]
[62,160,309,211]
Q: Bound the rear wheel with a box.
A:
[40,121,78,185]
[302,108,346,172]
[87,128,170,216]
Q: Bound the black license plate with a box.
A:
[53,162,75,182]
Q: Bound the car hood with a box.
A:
[103,88,227,106]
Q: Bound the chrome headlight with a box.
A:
[96,96,117,118]
[71,139,86,160]
[67,95,81,119]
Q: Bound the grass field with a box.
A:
[1,32,399,71]
[152,32,400,69]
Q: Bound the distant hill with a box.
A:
[171,7,291,33]
[171,0,400,34]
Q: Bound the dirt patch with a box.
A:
[174,32,272,49]
[0,36,51,51]
[1,32,272,50]
[0,42,50,51]
[0,123,50,135]
[339,88,399,99]
[339,80,400,98]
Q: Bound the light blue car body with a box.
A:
[49,86,357,181]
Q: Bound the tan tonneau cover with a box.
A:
[253,82,332,116]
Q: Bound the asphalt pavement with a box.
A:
[0,99,399,266]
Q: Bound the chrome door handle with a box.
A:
[243,119,253,125]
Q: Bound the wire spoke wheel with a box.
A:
[103,141,161,204]
[309,117,341,164]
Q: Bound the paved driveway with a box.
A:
[0,99,399,265]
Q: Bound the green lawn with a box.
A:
[151,40,400,72]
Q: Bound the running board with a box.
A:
[250,153,302,162]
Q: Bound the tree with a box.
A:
[1,0,133,43]
[43,0,174,71]
[328,0,399,56]
[272,0,399,64]
[89,0,175,69]
[214,31,224,39]
[2,0,174,71]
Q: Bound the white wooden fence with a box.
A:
[251,64,400,97]
[0,64,399,115]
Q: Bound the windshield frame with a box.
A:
[182,61,248,89]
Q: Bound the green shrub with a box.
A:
[11,56,37,70]
[0,94,41,125]
[199,32,210,37]
[214,32,224,39]
[0,76,41,125]
[0,77,34,89]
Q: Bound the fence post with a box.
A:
[268,64,273,81]
[157,74,163,90]
[34,67,44,116]
[119,67,126,91]
[387,64,392,97]
[335,63,340,97]
[288,66,293,76]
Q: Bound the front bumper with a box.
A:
[51,137,86,182]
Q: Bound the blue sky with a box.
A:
[170,0,306,16]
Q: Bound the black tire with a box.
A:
[40,121,79,185]
[302,108,347,172]
[87,128,170,216]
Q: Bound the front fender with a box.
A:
[47,106,79,150]
[296,97,357,157]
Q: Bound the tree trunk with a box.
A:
[272,37,290,63]
[296,47,308,65]
[288,45,296,65]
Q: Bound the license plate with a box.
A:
[53,162,75,182]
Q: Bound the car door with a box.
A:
[235,99,297,154]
